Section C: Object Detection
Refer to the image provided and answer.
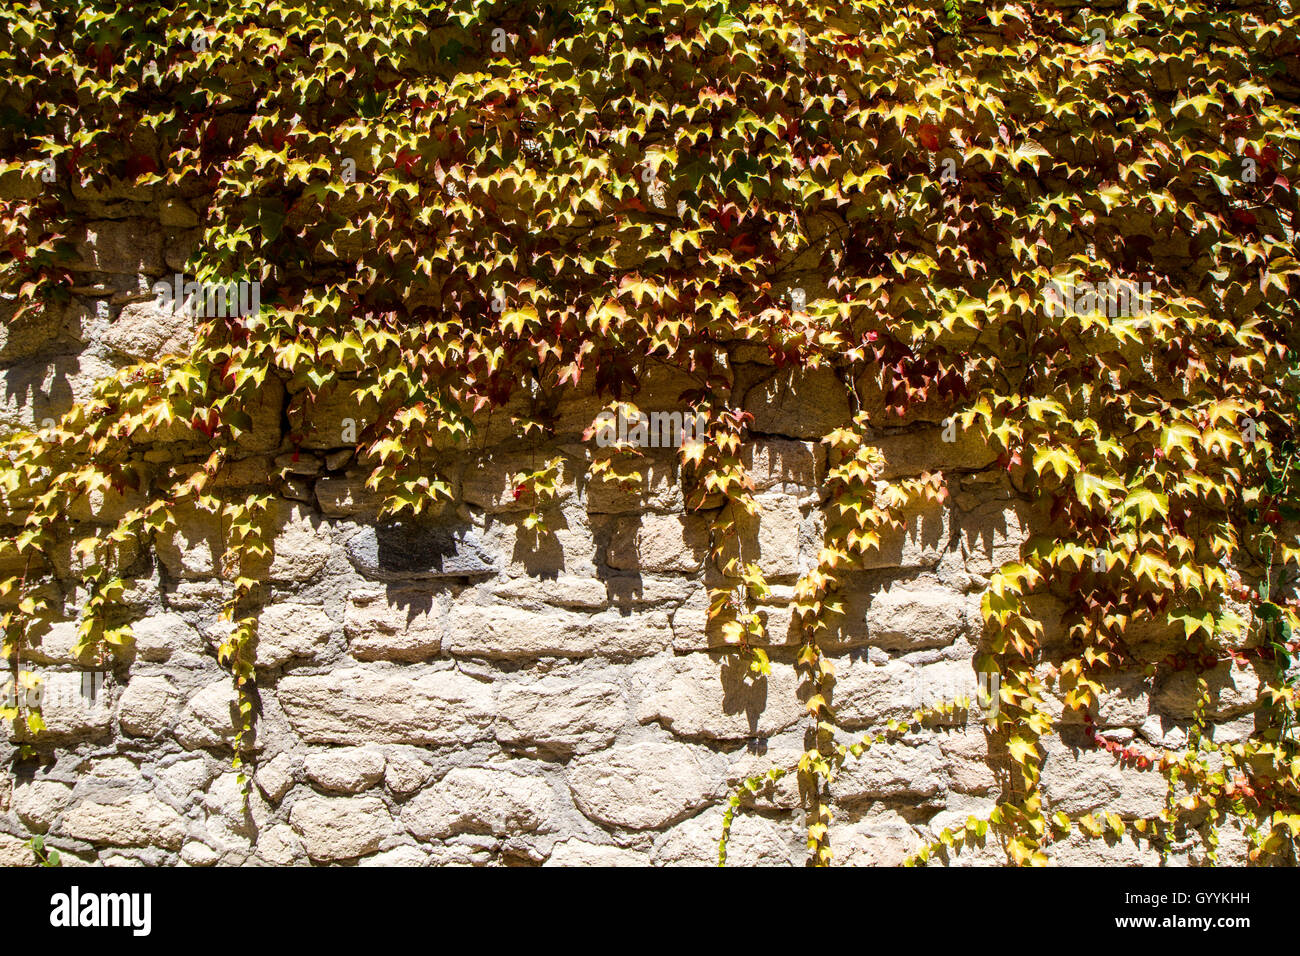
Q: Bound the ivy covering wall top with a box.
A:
[1,0,1298,865]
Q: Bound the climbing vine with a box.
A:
[1,0,1298,864]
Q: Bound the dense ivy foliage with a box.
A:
[2,0,1299,864]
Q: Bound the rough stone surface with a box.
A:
[545,839,648,866]
[101,299,195,361]
[1039,744,1168,818]
[1154,661,1261,720]
[403,766,553,839]
[606,514,710,573]
[446,605,672,660]
[346,523,499,579]
[118,674,181,738]
[12,780,74,833]
[496,677,625,755]
[303,748,386,793]
[277,666,494,746]
[636,654,804,740]
[59,795,185,850]
[344,588,441,661]
[744,367,852,438]
[289,795,393,861]
[834,742,944,802]
[254,603,337,667]
[175,680,239,750]
[130,612,205,661]
[864,584,967,650]
[567,741,722,830]
[255,753,298,804]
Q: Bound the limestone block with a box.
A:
[255,823,307,865]
[277,665,493,746]
[344,588,441,662]
[833,657,923,728]
[1049,670,1152,729]
[12,779,74,833]
[254,502,332,582]
[446,604,672,660]
[742,438,822,492]
[567,740,723,830]
[668,586,801,651]
[345,522,498,580]
[0,834,31,867]
[461,450,576,513]
[544,839,648,866]
[71,219,163,276]
[636,653,803,740]
[862,582,968,650]
[382,751,431,796]
[303,747,386,794]
[402,766,554,840]
[726,748,804,811]
[253,602,337,667]
[255,752,298,804]
[960,500,1032,575]
[130,613,205,661]
[743,367,852,439]
[653,805,800,866]
[1039,743,1167,818]
[490,575,609,609]
[582,451,685,513]
[496,676,625,755]
[118,673,181,738]
[100,298,195,362]
[0,351,124,435]
[290,795,393,861]
[830,809,924,866]
[290,383,380,451]
[606,513,709,573]
[175,680,239,750]
[315,471,383,516]
[1048,829,1163,866]
[868,426,997,479]
[12,671,113,741]
[0,299,67,363]
[833,742,944,802]
[1154,660,1261,720]
[938,727,1001,795]
[59,794,185,849]
[360,845,429,866]
[858,503,952,571]
[737,493,806,578]
[23,621,97,666]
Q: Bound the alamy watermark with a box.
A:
[593,409,709,448]
[1042,278,1154,320]
[3,672,108,713]
[912,668,1001,722]
[151,274,261,318]
[50,886,151,936]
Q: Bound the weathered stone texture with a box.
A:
[636,654,803,740]
[344,588,441,661]
[403,766,553,840]
[567,741,723,830]
[59,795,185,850]
[445,604,672,660]
[496,676,625,755]
[277,666,494,746]
[290,795,393,861]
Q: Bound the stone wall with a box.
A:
[0,188,1265,867]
